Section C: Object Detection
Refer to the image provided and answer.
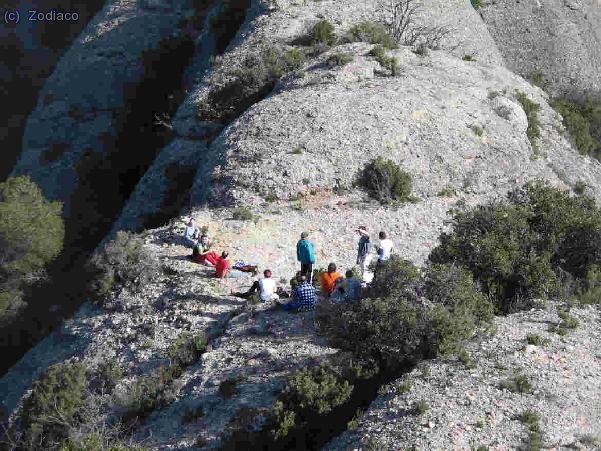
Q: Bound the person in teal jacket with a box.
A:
[296,231,315,282]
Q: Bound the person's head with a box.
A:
[200,234,208,244]
[264,269,272,278]
[379,231,387,239]
[299,275,307,283]
[221,251,229,259]
[301,231,309,239]
[327,262,337,273]
[357,225,367,234]
[188,218,195,226]
[345,269,354,278]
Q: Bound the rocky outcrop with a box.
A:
[10,0,202,249]
[328,304,601,450]
[480,0,601,97]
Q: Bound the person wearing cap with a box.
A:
[296,231,316,281]
[355,225,371,277]
[232,269,280,302]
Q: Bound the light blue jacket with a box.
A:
[296,239,315,264]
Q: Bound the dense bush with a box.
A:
[271,364,353,439]
[430,182,601,311]
[88,231,159,299]
[356,156,412,203]
[326,52,355,68]
[19,362,87,448]
[368,45,400,76]
[345,21,398,49]
[0,176,64,313]
[425,264,494,354]
[368,256,421,299]
[552,97,601,161]
[198,47,306,123]
[167,332,207,368]
[311,20,337,47]
[59,433,147,451]
[317,296,430,368]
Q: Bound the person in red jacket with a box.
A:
[215,252,231,278]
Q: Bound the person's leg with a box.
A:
[204,251,219,266]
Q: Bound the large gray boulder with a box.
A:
[480,0,601,96]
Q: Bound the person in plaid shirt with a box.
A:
[282,275,316,312]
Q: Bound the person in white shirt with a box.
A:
[376,230,393,262]
[183,218,200,248]
[231,269,280,302]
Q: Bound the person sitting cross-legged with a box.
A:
[232,269,280,302]
[183,218,200,248]
[215,252,231,278]
[190,235,219,266]
[278,275,317,312]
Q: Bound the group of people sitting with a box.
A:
[182,218,393,313]
[183,219,257,278]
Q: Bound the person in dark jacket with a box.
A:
[355,225,371,277]
[296,231,316,282]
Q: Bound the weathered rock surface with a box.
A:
[480,0,601,97]
[328,304,601,450]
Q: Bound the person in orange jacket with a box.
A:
[320,262,342,296]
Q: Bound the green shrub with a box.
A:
[526,334,550,347]
[356,156,412,203]
[198,47,306,123]
[578,264,601,305]
[462,54,476,62]
[549,309,579,335]
[368,256,421,299]
[430,182,601,312]
[89,231,159,299]
[471,0,483,8]
[470,124,484,136]
[415,399,429,415]
[95,358,123,391]
[59,434,147,451]
[346,21,398,49]
[167,332,207,367]
[311,20,337,46]
[317,294,429,369]
[20,362,87,448]
[551,97,601,160]
[500,373,532,393]
[327,52,355,68]
[437,185,457,197]
[515,91,541,155]
[520,409,543,451]
[0,176,64,312]
[529,70,545,88]
[369,45,400,76]
[271,364,353,438]
[232,206,254,221]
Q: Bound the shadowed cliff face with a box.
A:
[0,0,107,180]
[1,0,254,376]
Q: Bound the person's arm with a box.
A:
[308,241,316,263]
[296,241,302,261]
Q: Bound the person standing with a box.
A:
[375,230,394,263]
[296,231,315,282]
[355,226,371,276]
